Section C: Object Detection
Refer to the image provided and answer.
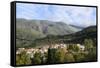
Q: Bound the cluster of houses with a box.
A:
[16,43,85,58]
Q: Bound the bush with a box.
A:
[73,53,85,62]
[84,39,93,51]
[31,52,42,64]
[16,51,31,65]
[64,53,75,62]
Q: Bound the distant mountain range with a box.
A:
[69,24,85,29]
[16,18,96,48]
[16,18,81,39]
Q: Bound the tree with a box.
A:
[64,53,75,62]
[41,52,48,64]
[32,52,42,64]
[73,44,80,52]
[73,53,85,62]
[85,47,97,61]
[84,39,93,51]
[47,48,57,63]
[67,44,80,52]
[16,51,31,65]
[55,48,65,63]
[47,48,66,63]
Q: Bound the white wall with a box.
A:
[0,0,99,68]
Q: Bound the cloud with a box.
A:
[16,3,96,27]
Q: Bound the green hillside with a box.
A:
[16,19,96,48]
[33,25,97,47]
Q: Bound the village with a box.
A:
[16,43,85,58]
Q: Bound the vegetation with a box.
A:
[16,18,82,48]
[31,52,42,64]
[48,48,66,63]
[16,51,31,65]
[16,38,97,65]
[16,19,97,65]
[84,39,93,51]
[64,53,75,62]
[67,44,80,52]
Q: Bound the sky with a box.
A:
[16,3,96,27]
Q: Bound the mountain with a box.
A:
[17,18,97,48]
[16,18,82,48]
[67,25,97,44]
[33,25,97,47]
[16,18,81,39]
[70,24,85,29]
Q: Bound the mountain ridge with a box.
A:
[16,19,96,48]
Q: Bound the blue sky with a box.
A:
[16,3,96,27]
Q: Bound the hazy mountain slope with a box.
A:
[34,26,97,47]
[16,18,83,48]
[16,18,81,36]
[70,24,85,29]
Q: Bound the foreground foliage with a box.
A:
[16,38,97,65]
